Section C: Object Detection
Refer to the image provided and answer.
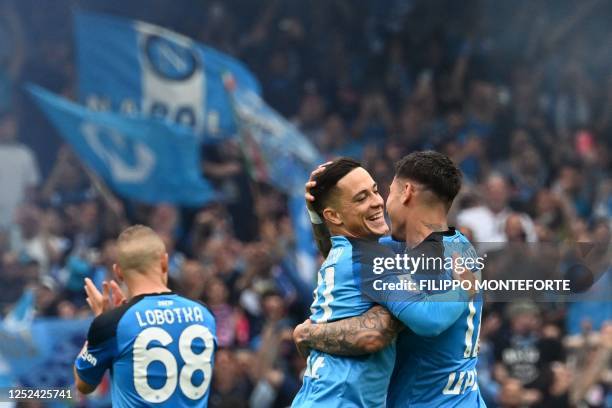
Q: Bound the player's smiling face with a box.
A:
[333,167,389,239]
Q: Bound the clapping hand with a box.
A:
[84,278,126,317]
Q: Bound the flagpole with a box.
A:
[222,72,266,225]
[81,164,127,223]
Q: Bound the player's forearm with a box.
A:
[301,306,401,356]
[571,347,611,403]
[73,365,96,395]
[387,291,468,337]
[254,324,281,378]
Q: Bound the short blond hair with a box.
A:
[116,225,166,274]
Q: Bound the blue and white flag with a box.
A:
[231,87,322,196]
[229,85,323,286]
[3,288,35,331]
[75,11,261,142]
[28,85,217,206]
[289,195,321,286]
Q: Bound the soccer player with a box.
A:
[295,151,486,407]
[291,157,476,408]
[74,225,216,407]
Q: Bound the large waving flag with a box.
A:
[74,11,260,142]
[29,85,217,206]
[229,84,323,285]
[230,86,322,196]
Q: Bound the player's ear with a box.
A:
[401,181,413,205]
[161,252,169,274]
[322,207,342,226]
[113,263,124,282]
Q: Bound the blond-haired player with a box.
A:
[74,225,216,407]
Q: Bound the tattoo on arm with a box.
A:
[302,306,402,356]
[312,222,332,258]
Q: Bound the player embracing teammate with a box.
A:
[292,151,486,407]
[70,151,483,407]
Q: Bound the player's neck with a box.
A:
[329,224,379,242]
[128,285,171,298]
[125,275,171,298]
[403,207,448,248]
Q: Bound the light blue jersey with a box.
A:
[292,236,397,408]
[75,292,216,407]
[380,229,487,408]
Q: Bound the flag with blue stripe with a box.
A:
[28,85,217,206]
[74,11,261,142]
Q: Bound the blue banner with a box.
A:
[74,11,260,142]
[0,318,90,387]
[29,85,217,206]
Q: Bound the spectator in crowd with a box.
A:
[457,173,537,245]
[500,130,548,206]
[209,348,252,408]
[552,162,594,220]
[41,145,95,208]
[10,203,63,273]
[249,291,300,408]
[0,111,40,229]
[492,301,566,407]
[204,277,249,349]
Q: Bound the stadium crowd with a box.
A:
[0,0,610,407]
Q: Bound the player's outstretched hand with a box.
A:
[293,319,313,359]
[84,278,127,317]
[451,253,479,299]
[304,162,332,210]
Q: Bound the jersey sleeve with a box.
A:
[74,311,120,387]
[378,274,469,336]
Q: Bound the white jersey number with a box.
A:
[463,300,481,358]
[133,325,214,403]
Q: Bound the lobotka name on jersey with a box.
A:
[135,307,205,327]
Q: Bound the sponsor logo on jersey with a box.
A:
[79,349,98,366]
